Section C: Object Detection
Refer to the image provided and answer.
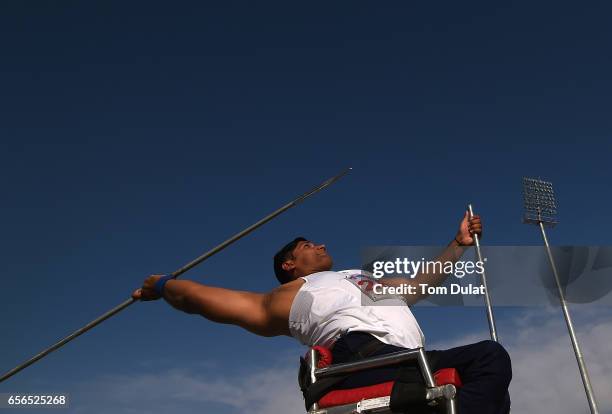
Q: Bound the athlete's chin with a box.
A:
[320,256,333,271]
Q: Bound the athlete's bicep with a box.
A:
[185,284,274,336]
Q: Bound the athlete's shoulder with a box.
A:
[299,270,346,284]
[303,270,343,279]
[337,269,375,278]
[301,269,374,284]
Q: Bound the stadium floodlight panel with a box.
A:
[523,177,558,225]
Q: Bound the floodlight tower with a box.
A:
[522,177,599,414]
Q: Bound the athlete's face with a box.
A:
[282,240,333,278]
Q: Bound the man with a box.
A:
[133,211,511,413]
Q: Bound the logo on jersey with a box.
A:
[345,272,396,302]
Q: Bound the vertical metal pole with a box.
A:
[468,204,498,342]
[417,347,436,388]
[308,348,319,412]
[446,393,457,414]
[539,222,599,414]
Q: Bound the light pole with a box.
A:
[522,177,599,414]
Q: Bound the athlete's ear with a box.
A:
[282,260,296,273]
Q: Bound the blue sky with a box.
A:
[1,2,611,413]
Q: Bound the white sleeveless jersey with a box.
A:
[288,269,424,349]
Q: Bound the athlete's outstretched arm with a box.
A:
[132,277,281,337]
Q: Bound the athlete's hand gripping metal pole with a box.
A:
[468,203,499,342]
[0,168,352,383]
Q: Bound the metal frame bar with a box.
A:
[307,347,457,414]
[314,349,420,378]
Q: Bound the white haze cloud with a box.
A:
[430,307,612,414]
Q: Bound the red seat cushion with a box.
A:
[310,347,462,408]
[318,368,462,408]
[312,346,333,368]
[319,381,394,408]
[434,368,463,388]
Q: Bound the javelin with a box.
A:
[0,167,352,383]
